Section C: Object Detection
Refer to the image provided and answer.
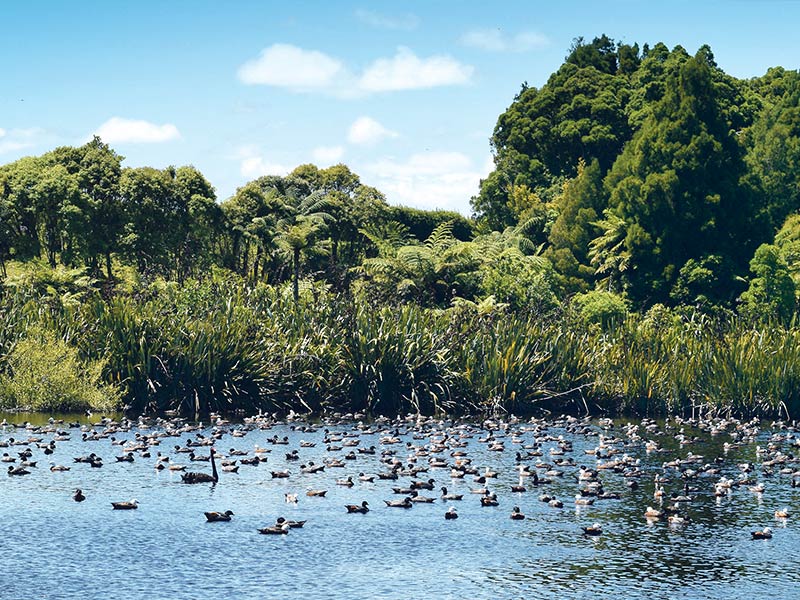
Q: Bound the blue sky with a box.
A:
[1,1,799,214]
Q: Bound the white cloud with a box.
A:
[362,151,492,214]
[0,127,47,154]
[359,47,473,92]
[94,117,180,144]
[347,116,398,145]
[237,145,290,178]
[237,44,344,89]
[237,45,473,96]
[354,9,419,30]
[461,29,549,52]
[311,145,344,165]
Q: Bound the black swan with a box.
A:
[181,448,219,484]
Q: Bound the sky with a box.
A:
[1,0,799,215]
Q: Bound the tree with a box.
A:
[357,221,478,306]
[598,52,761,306]
[275,190,333,302]
[745,74,800,230]
[739,244,796,321]
[473,35,634,226]
[547,158,605,293]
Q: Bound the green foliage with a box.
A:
[547,159,605,292]
[572,290,629,328]
[0,327,120,412]
[739,244,796,322]
[599,52,760,306]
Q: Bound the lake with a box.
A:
[1,411,798,600]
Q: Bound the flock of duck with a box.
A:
[2,410,798,541]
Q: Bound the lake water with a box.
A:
[1,411,798,600]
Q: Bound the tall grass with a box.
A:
[4,273,800,418]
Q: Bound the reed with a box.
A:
[4,275,800,418]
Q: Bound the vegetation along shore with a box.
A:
[2,36,800,418]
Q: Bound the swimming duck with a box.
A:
[775,507,790,519]
[751,527,772,539]
[204,510,234,522]
[285,519,306,528]
[440,486,463,501]
[583,523,603,536]
[644,506,663,519]
[73,489,86,502]
[384,497,413,508]
[7,465,30,476]
[575,494,595,506]
[285,493,298,503]
[667,515,688,525]
[345,501,369,514]
[111,499,139,510]
[444,507,459,520]
[480,493,499,507]
[258,522,290,535]
[510,506,525,520]
[306,489,327,497]
[411,478,435,490]
[410,490,436,503]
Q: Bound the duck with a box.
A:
[667,515,689,525]
[751,527,773,540]
[50,463,70,472]
[306,489,327,497]
[411,478,436,490]
[583,523,603,536]
[510,506,525,520]
[480,493,499,507]
[345,501,369,514]
[409,490,435,503]
[285,493,298,504]
[440,486,463,501]
[575,494,595,506]
[384,497,413,508]
[775,507,790,519]
[336,476,354,487]
[111,499,139,510]
[7,465,30,476]
[181,448,219,484]
[258,521,290,535]
[285,519,307,528]
[444,507,459,520]
[73,489,86,502]
[204,510,234,522]
[644,506,663,519]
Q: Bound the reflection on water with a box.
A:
[1,411,798,600]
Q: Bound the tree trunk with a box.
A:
[105,251,113,280]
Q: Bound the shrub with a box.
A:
[0,328,120,412]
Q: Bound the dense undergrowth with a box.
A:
[1,268,799,419]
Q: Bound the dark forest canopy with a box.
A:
[473,35,800,313]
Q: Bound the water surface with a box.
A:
[1,412,798,599]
